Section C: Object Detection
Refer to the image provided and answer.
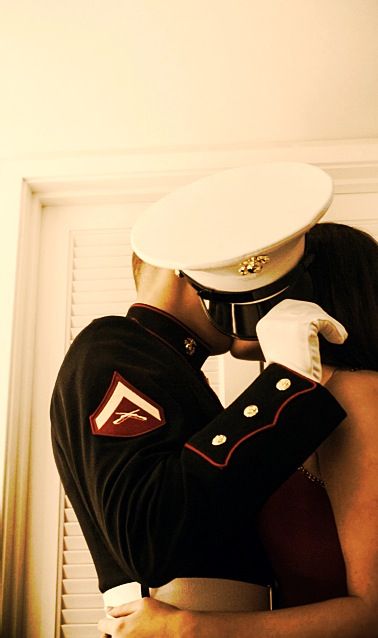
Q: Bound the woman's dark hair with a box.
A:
[303,222,378,371]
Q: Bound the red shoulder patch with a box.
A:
[90,372,166,437]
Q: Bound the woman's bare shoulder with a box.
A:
[326,368,378,406]
[323,369,378,446]
[319,368,378,489]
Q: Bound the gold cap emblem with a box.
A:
[238,255,270,276]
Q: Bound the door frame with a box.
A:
[2,140,378,635]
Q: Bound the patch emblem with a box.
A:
[90,372,166,437]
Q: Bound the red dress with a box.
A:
[257,468,348,608]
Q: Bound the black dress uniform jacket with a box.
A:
[51,304,346,593]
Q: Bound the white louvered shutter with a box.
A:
[57,227,224,637]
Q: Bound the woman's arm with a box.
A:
[98,370,378,637]
[98,595,375,638]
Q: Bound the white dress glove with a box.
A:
[256,299,348,383]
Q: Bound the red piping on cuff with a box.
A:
[184,381,316,469]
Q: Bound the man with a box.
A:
[51,162,346,612]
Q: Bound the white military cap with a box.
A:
[131,162,332,293]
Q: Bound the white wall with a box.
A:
[0,0,378,157]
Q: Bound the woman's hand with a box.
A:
[98,597,186,638]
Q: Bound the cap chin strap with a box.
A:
[184,255,314,340]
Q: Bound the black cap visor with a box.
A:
[185,256,314,340]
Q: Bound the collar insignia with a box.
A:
[184,337,197,356]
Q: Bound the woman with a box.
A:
[99,223,378,637]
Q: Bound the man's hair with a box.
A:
[304,222,378,371]
[131,252,144,288]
